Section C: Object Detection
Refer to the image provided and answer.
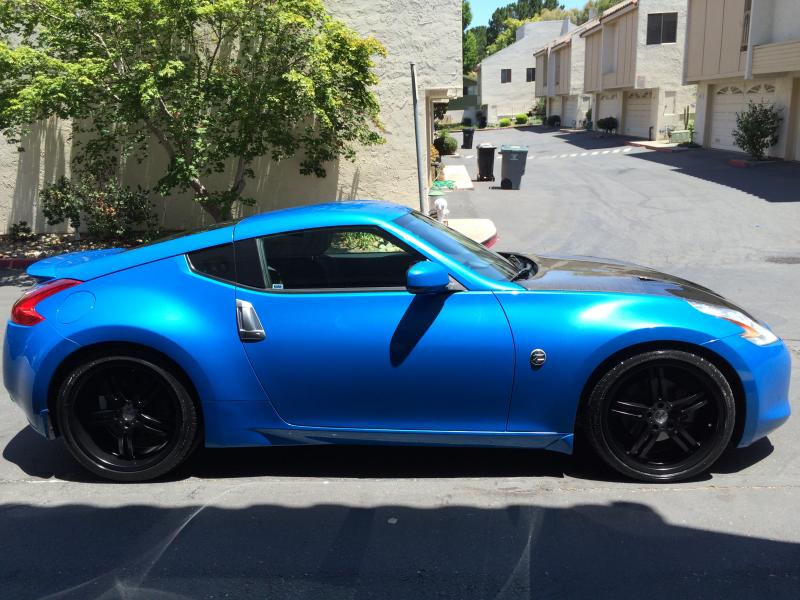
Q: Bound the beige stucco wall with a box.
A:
[601,8,638,90]
[479,20,573,121]
[0,0,462,233]
[583,30,603,92]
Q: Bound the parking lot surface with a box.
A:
[1,128,799,598]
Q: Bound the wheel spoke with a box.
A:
[657,367,669,401]
[139,413,170,437]
[648,368,659,403]
[667,430,690,453]
[676,394,708,415]
[124,429,136,460]
[629,425,654,455]
[676,425,700,448]
[611,400,650,418]
[638,432,659,459]
[87,409,116,426]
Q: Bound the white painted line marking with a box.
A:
[580,152,588,156]
[591,151,599,155]
[560,154,568,158]
[569,153,578,157]
[623,147,632,152]
[612,149,620,153]
[601,150,610,154]
[527,156,534,160]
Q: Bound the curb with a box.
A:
[626,141,686,153]
[727,158,781,168]
[0,258,36,269]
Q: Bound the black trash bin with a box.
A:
[462,127,475,149]
[477,143,496,181]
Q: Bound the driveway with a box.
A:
[1,130,800,598]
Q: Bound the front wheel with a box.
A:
[584,350,736,483]
[56,354,199,482]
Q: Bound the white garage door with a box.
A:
[562,96,578,128]
[710,82,776,152]
[623,90,652,138]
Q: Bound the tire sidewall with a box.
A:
[585,350,736,483]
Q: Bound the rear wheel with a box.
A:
[56,354,199,482]
[585,350,735,482]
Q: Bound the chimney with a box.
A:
[560,17,570,35]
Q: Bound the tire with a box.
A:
[584,350,735,483]
[56,354,199,482]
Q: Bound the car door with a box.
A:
[234,224,514,432]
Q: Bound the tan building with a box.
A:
[0,0,463,233]
[579,0,696,139]
[534,22,594,129]
[685,0,800,159]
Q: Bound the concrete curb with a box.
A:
[626,140,688,153]
[727,158,781,168]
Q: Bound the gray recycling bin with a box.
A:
[499,145,528,190]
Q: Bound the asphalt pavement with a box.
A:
[0,130,799,598]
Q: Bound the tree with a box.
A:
[462,0,472,31]
[0,0,386,223]
[485,18,525,56]
[487,6,514,45]
[463,29,478,73]
[470,25,488,64]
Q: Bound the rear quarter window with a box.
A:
[187,244,236,283]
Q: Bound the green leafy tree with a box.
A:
[463,29,478,73]
[470,25,488,63]
[0,0,386,222]
[487,6,515,45]
[462,0,472,31]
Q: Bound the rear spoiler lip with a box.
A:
[26,248,125,283]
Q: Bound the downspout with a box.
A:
[744,0,758,80]
[410,63,428,214]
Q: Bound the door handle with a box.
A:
[236,299,266,342]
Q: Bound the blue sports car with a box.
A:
[3,201,791,482]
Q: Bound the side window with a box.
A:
[501,69,512,84]
[187,244,236,283]
[236,227,424,291]
[647,13,678,45]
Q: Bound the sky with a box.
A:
[470,1,586,28]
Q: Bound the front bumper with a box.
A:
[4,320,80,438]
[703,334,792,447]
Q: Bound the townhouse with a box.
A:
[581,0,696,139]
[478,20,575,123]
[534,21,594,129]
[685,0,800,160]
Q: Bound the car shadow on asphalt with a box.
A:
[0,497,798,599]
[629,149,800,203]
[2,425,775,485]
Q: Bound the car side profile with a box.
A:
[3,201,791,482]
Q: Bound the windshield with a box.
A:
[394,212,518,281]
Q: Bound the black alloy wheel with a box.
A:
[585,350,735,482]
[57,354,199,482]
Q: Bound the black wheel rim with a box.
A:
[602,360,726,475]
[66,360,181,472]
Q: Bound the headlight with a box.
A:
[689,301,778,346]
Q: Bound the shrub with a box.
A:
[597,117,618,133]
[430,144,440,164]
[532,98,546,119]
[586,107,592,122]
[546,114,561,128]
[476,111,487,128]
[433,131,458,156]
[515,113,529,125]
[498,117,512,127]
[462,117,473,127]
[41,175,157,241]
[733,101,782,160]
[9,221,33,241]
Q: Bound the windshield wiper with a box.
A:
[508,254,535,281]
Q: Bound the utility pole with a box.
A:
[410,62,427,214]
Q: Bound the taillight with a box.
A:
[11,279,82,326]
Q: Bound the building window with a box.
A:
[526,68,535,82]
[500,69,512,84]
[646,13,678,45]
[741,0,751,51]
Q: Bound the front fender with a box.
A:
[495,291,745,435]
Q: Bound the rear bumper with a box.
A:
[3,320,80,438]
[703,335,792,447]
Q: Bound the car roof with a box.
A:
[234,200,413,240]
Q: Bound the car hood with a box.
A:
[517,254,744,312]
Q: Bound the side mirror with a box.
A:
[407,261,450,294]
